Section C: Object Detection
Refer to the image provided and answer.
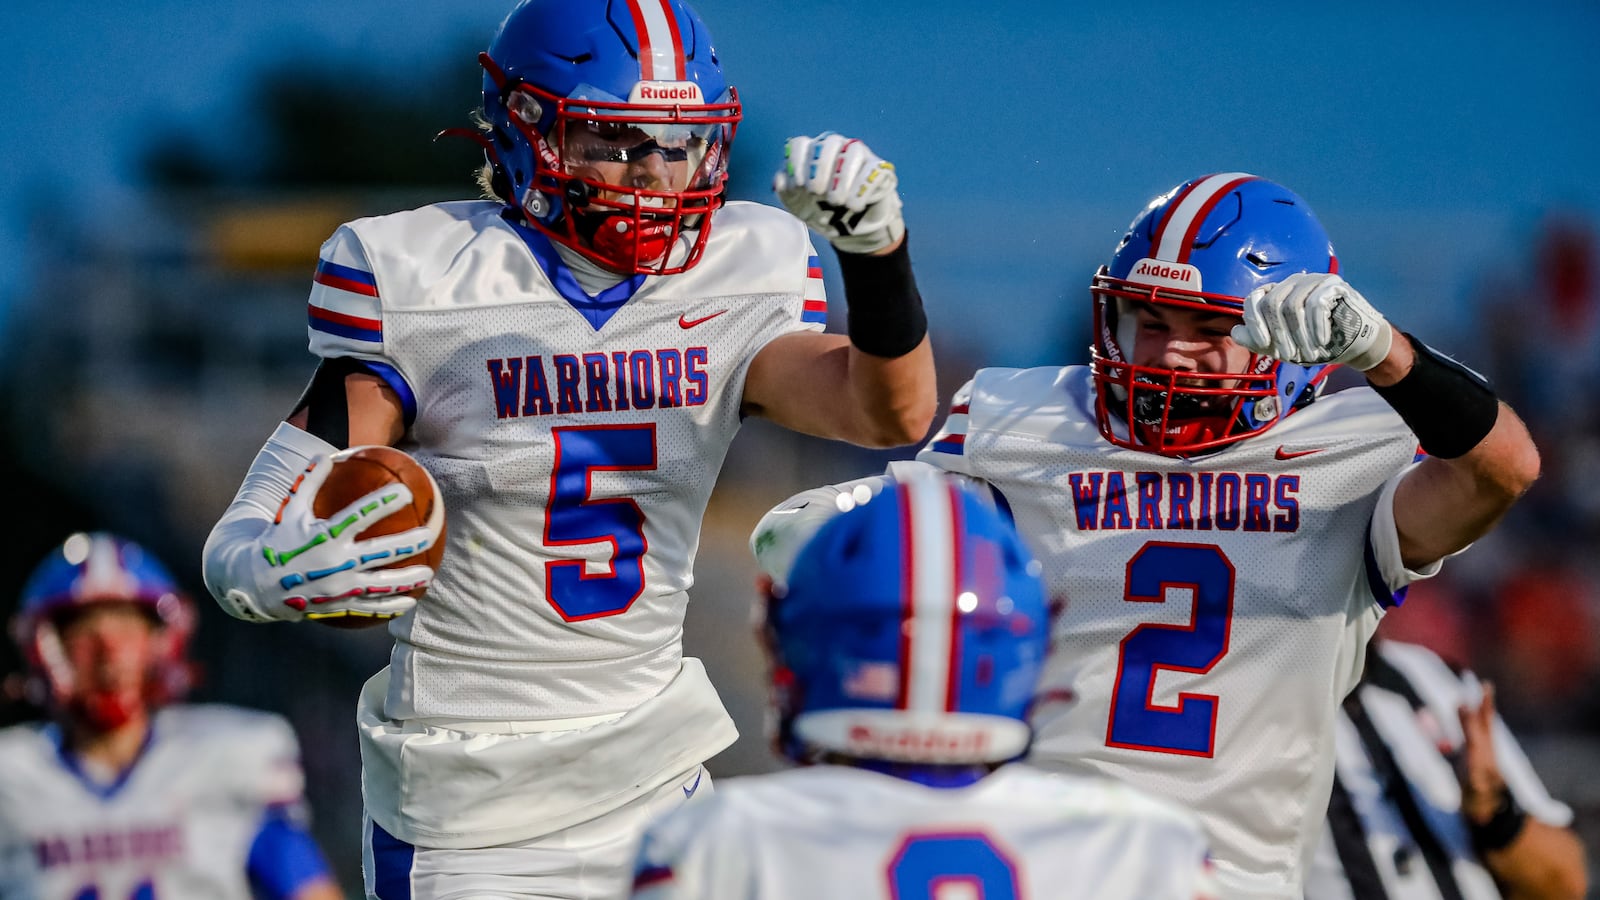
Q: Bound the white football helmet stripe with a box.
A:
[627,0,686,82]
[900,477,959,713]
[1153,172,1258,263]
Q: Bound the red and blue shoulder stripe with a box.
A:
[927,402,969,456]
[312,259,378,296]
[308,258,382,344]
[801,254,827,324]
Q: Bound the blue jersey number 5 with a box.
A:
[544,424,656,621]
[887,832,1020,899]
[1107,541,1236,757]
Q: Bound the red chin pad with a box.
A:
[75,690,142,731]
[591,215,672,270]
[1134,414,1232,454]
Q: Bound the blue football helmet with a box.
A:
[1090,173,1339,455]
[12,533,194,728]
[765,477,1051,767]
[475,0,741,275]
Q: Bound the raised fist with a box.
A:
[1231,273,1394,371]
[773,133,905,255]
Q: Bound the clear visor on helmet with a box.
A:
[505,82,735,202]
[560,117,723,194]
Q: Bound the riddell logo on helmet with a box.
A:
[1130,258,1203,291]
[630,81,705,105]
[846,723,991,759]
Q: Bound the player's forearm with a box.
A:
[1393,404,1539,567]
[829,234,936,446]
[1483,819,1588,900]
[1371,332,1540,567]
[843,337,937,447]
[1451,401,1541,509]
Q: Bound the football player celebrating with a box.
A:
[751,174,1541,899]
[0,533,340,900]
[200,0,936,896]
[634,476,1218,900]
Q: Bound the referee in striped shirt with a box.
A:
[1304,640,1586,900]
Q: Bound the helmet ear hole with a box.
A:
[489,169,512,202]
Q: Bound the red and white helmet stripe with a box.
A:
[1150,172,1259,263]
[626,0,687,81]
[896,477,965,714]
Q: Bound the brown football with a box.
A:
[309,445,446,629]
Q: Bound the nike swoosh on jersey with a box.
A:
[678,310,728,328]
[1274,446,1325,460]
[682,767,704,799]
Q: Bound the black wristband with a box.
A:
[834,232,927,359]
[1371,333,1499,459]
[1470,790,1528,853]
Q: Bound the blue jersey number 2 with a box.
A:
[887,832,1020,899]
[1106,542,1236,757]
[544,424,657,621]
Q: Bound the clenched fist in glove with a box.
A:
[774,133,905,255]
[211,455,439,625]
[1231,273,1395,371]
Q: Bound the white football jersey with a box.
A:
[312,199,824,846]
[915,365,1435,899]
[632,764,1216,900]
[307,199,824,724]
[0,705,309,900]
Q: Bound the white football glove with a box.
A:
[773,133,905,255]
[220,456,440,625]
[1231,273,1395,371]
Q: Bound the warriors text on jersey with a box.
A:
[311,199,824,846]
[914,365,1435,899]
[0,706,311,900]
[632,764,1216,900]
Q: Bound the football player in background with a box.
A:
[633,476,1217,900]
[201,0,937,896]
[752,174,1541,899]
[0,533,340,900]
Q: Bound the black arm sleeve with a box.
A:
[290,357,372,450]
[834,232,927,359]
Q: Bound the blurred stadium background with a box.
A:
[1,1,1596,895]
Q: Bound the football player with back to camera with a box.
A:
[633,476,1219,900]
[200,0,937,896]
[0,533,340,900]
[752,174,1541,899]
